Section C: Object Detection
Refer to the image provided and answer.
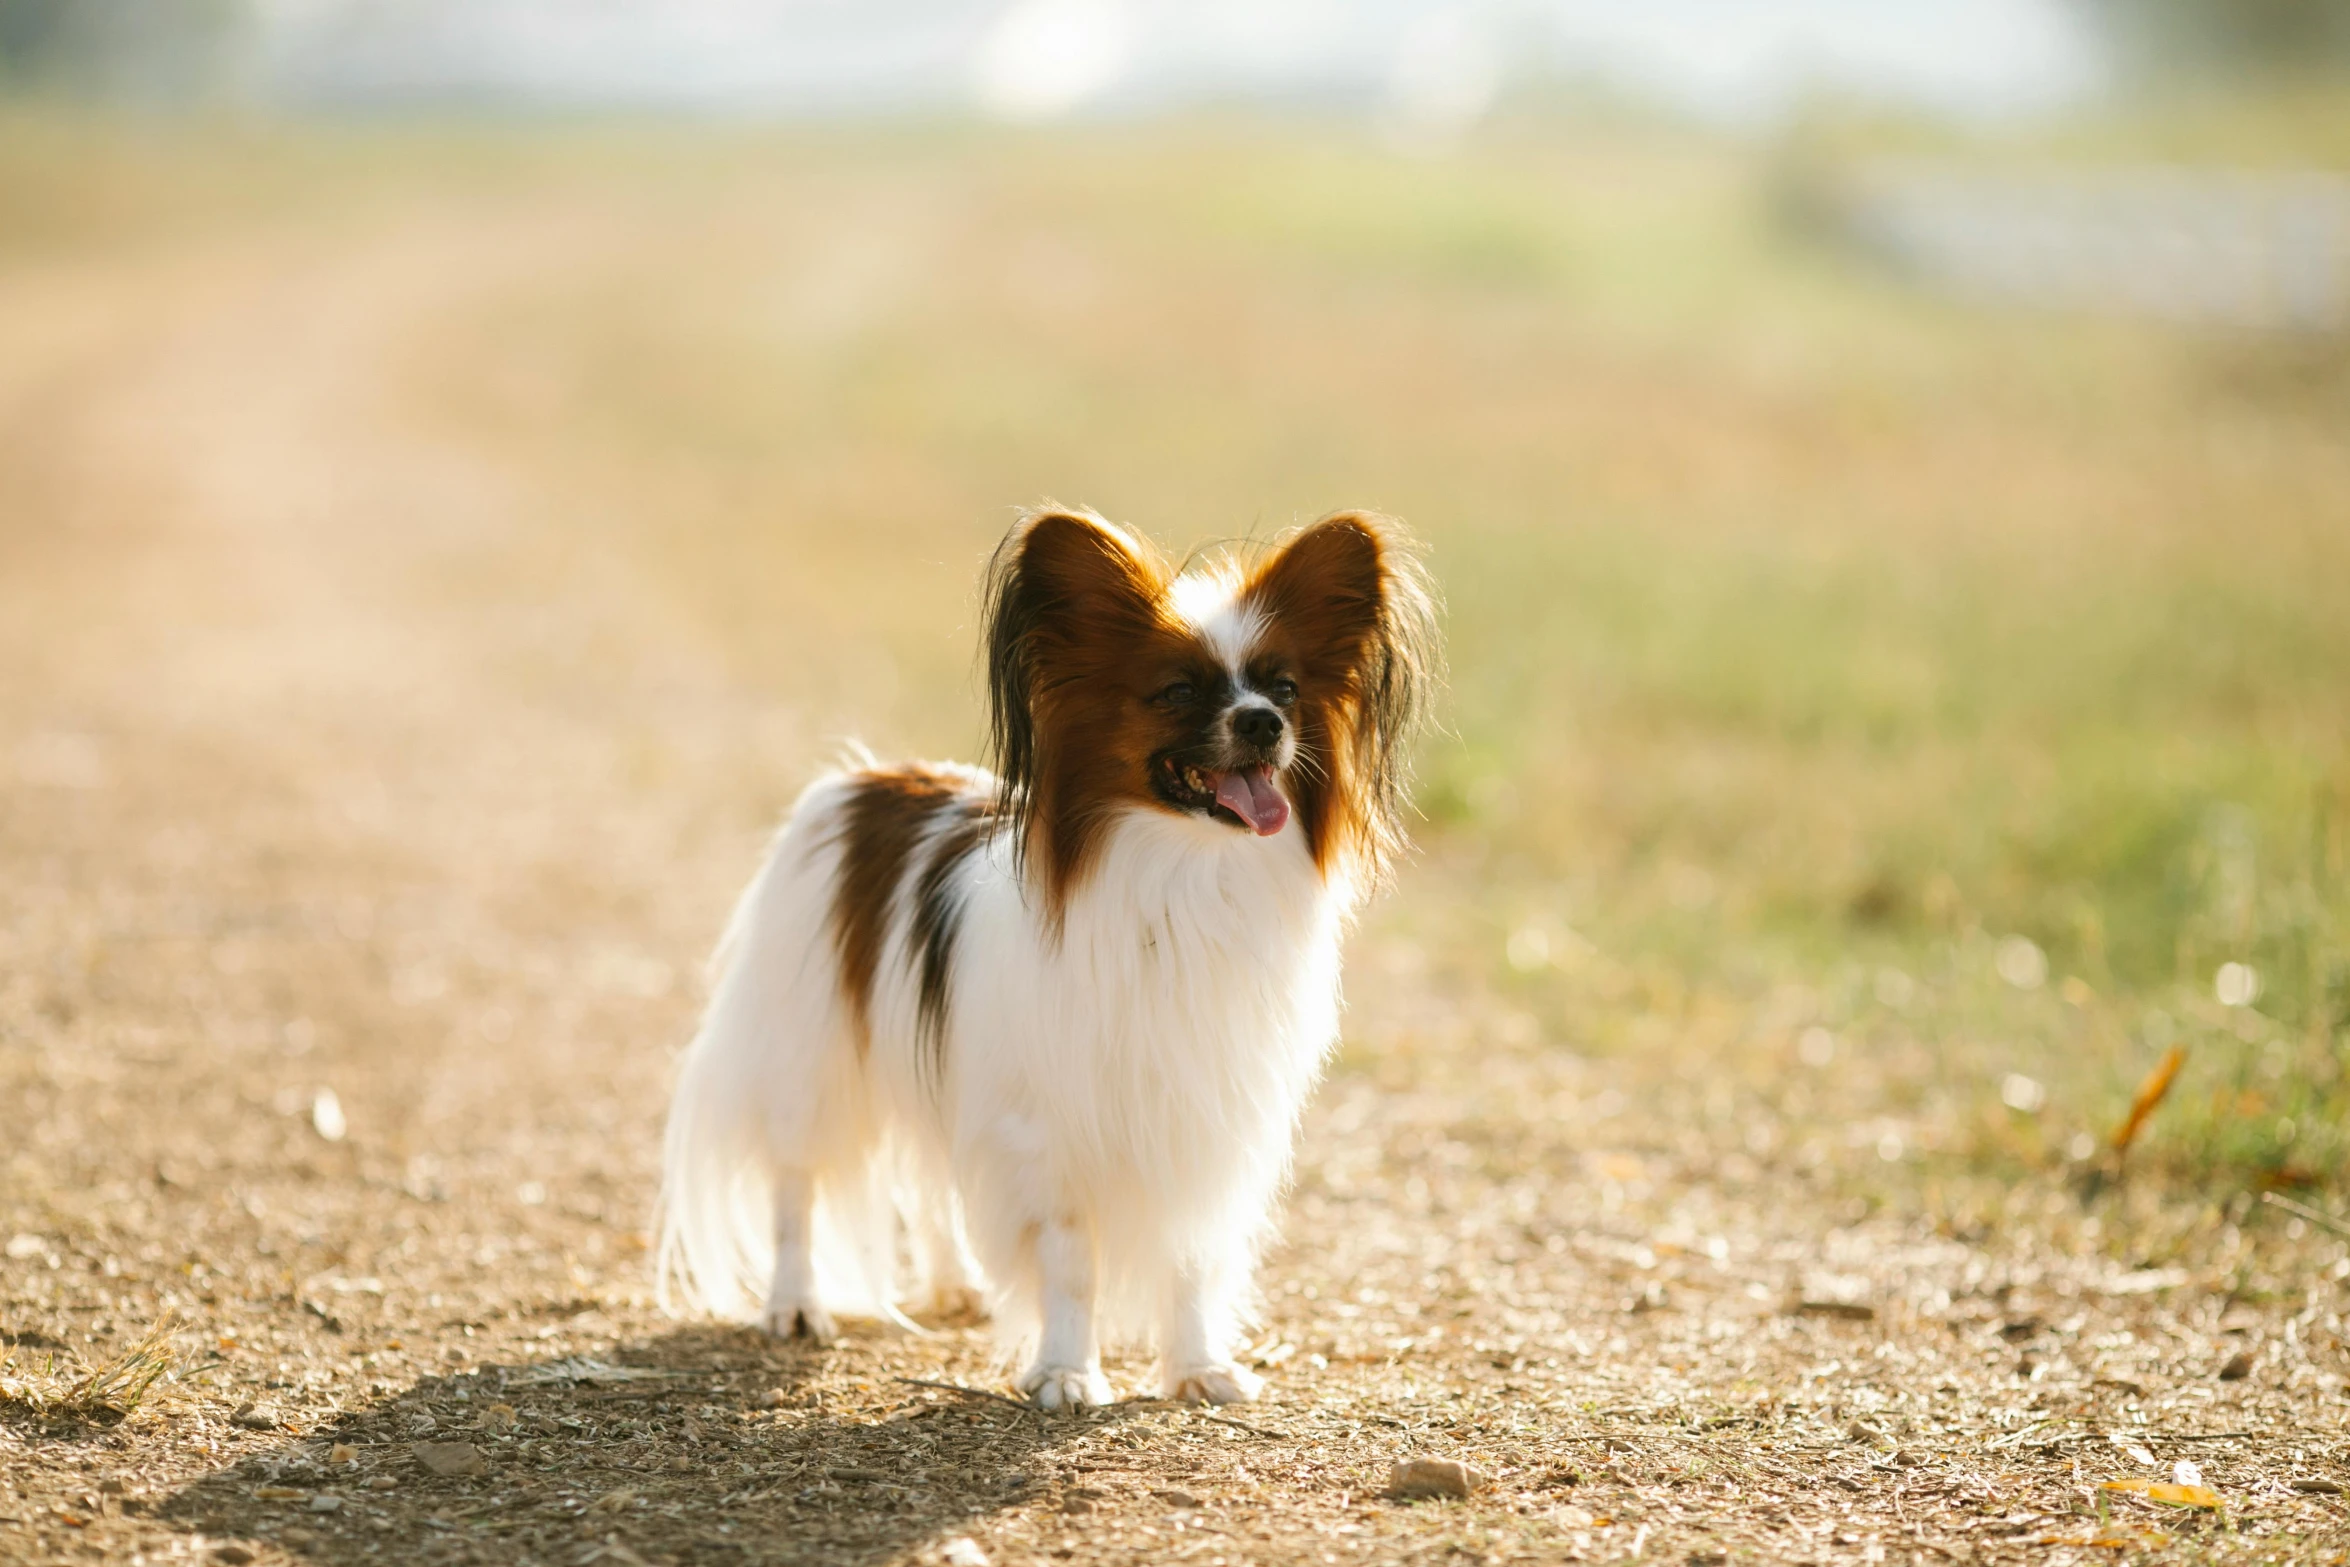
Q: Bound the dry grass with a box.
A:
[0,109,2345,1566]
[0,1314,176,1422]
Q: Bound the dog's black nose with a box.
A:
[1233,705,1284,750]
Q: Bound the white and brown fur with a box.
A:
[656,507,1436,1406]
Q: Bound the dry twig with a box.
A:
[2259,1190,2350,1240]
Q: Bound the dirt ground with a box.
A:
[4,137,2349,1567]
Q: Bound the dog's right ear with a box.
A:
[980,506,1165,825]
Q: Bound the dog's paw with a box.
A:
[759,1299,837,1346]
[1019,1363,1112,1412]
[1164,1362,1263,1405]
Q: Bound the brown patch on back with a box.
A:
[829,765,968,1049]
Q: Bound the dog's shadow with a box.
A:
[153,1325,1149,1566]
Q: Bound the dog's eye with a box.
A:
[1154,681,1198,706]
[1267,678,1299,706]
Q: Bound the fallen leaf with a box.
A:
[2102,1476,2221,1509]
[253,1486,304,1501]
[2111,1045,2184,1156]
[326,1444,358,1466]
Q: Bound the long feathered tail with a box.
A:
[654,781,906,1326]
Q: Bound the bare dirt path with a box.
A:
[3,179,2346,1567]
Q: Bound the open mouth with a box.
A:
[1156,758,1290,837]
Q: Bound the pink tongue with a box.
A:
[1213,768,1290,837]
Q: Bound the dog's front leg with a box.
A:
[1162,1255,1263,1405]
[1018,1211,1112,1410]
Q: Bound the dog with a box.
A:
[656,506,1435,1406]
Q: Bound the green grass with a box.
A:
[5,103,2343,1194]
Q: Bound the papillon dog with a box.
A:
[657,507,1436,1407]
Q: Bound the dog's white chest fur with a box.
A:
[951,809,1349,1262]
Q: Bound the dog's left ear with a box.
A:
[979,505,1166,824]
[1247,511,1440,877]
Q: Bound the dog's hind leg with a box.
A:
[909,1201,987,1321]
[760,1168,836,1345]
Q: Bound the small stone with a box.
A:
[311,1087,347,1142]
[1059,1495,1093,1514]
[1152,1489,1202,1507]
[278,1528,315,1547]
[231,1403,281,1431]
[756,1388,793,1408]
[1387,1457,1488,1500]
[2218,1350,2254,1381]
[940,1539,989,1567]
[308,1494,343,1513]
[411,1441,487,1478]
[326,1444,358,1466]
[214,1548,256,1565]
[2293,1478,2344,1495]
[361,1476,397,1492]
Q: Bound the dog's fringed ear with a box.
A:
[980,506,1167,856]
[1247,511,1440,882]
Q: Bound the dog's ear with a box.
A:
[1245,512,1390,659]
[980,506,1166,820]
[1246,511,1440,881]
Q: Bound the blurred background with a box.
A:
[4,0,2346,1203]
